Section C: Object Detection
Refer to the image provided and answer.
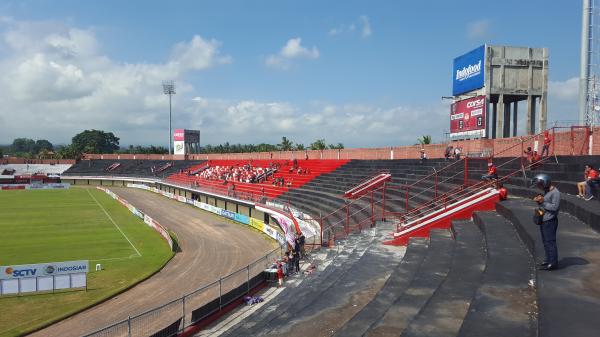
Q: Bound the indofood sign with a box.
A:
[452,45,485,96]
[0,260,88,295]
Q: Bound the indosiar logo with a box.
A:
[45,265,55,274]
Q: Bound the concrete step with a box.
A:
[457,211,536,337]
[221,227,381,336]
[255,223,405,336]
[495,198,600,337]
[400,220,486,337]
[333,237,429,337]
[366,229,455,337]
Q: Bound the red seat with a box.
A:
[166,159,349,200]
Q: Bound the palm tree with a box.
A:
[417,135,432,145]
[310,139,327,150]
[279,137,293,151]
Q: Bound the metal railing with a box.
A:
[83,243,285,337]
[318,126,576,244]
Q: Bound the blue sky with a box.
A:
[0,0,583,148]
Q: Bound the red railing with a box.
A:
[318,126,577,245]
[344,170,391,199]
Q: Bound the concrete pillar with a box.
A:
[527,95,534,135]
[503,102,511,138]
[531,97,537,134]
[513,101,518,137]
[492,102,498,139]
[496,94,505,138]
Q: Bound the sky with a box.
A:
[0,0,583,148]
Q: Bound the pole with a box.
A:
[182,295,186,328]
[382,182,386,221]
[580,0,592,125]
[169,93,172,155]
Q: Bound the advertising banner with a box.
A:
[235,213,250,225]
[174,141,185,155]
[452,45,485,96]
[220,209,236,221]
[0,260,88,280]
[450,95,487,138]
[250,218,265,232]
[173,129,185,141]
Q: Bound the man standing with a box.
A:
[541,131,552,157]
[532,174,561,271]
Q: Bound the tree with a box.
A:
[71,130,120,154]
[417,135,432,145]
[34,139,53,153]
[310,139,327,150]
[328,143,344,150]
[278,137,293,151]
[0,147,3,158]
[55,144,79,159]
[11,138,36,153]
[295,144,305,151]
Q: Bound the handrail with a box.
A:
[390,156,552,229]
[344,171,391,198]
[320,126,561,238]
[345,169,390,192]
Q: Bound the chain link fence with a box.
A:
[83,243,284,337]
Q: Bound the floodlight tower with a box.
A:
[162,80,176,154]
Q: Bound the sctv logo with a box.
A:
[5,267,37,277]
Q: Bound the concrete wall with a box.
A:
[78,127,599,162]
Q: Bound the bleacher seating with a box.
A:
[0,163,72,176]
[166,159,349,200]
[213,155,600,337]
[62,159,203,178]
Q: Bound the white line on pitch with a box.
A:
[87,189,142,257]
[90,254,141,262]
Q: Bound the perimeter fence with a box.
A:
[83,243,285,337]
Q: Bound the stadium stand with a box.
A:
[211,153,600,337]
[51,140,600,336]
[0,163,72,176]
[166,159,349,199]
[62,159,203,178]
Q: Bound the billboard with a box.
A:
[173,129,185,141]
[0,260,88,280]
[1,260,88,295]
[452,45,485,96]
[450,95,487,138]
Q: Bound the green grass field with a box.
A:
[0,187,174,337]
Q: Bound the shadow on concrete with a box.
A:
[558,256,589,269]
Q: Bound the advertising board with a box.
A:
[173,129,185,141]
[452,45,485,96]
[450,95,487,138]
[0,260,88,280]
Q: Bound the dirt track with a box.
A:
[30,187,276,337]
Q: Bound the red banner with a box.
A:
[450,95,486,138]
[173,129,185,141]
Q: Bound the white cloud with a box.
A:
[359,15,372,38]
[186,97,450,147]
[0,18,231,145]
[265,37,319,70]
[329,15,372,38]
[549,77,579,101]
[467,19,491,40]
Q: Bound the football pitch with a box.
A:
[0,187,174,337]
